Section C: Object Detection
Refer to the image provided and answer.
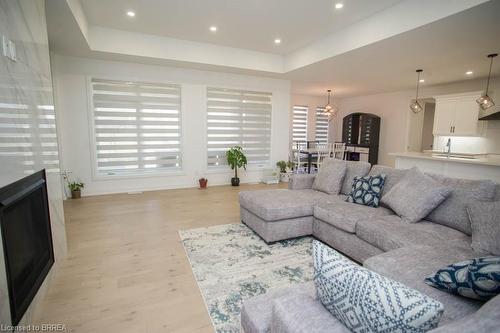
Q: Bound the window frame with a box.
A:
[86,76,185,180]
[315,107,329,144]
[205,86,273,171]
[292,105,309,144]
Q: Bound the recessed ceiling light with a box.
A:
[210,26,217,32]
[335,3,344,9]
[274,38,281,44]
[466,71,473,75]
[419,79,425,83]
[126,11,136,17]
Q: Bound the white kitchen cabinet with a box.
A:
[433,91,485,136]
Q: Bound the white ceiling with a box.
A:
[46,0,500,98]
[287,0,500,96]
[79,0,403,55]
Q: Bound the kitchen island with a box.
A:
[390,152,500,183]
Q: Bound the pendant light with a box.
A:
[476,53,497,110]
[323,89,339,119]
[410,69,423,113]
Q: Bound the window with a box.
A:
[315,107,329,143]
[292,106,308,143]
[207,87,272,168]
[90,78,181,176]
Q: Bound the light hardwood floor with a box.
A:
[34,183,286,333]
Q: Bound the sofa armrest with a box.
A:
[288,174,316,190]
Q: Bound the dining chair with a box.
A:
[315,143,333,171]
[291,141,308,174]
[333,142,346,160]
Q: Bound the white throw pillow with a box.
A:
[313,240,444,333]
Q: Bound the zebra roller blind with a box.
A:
[90,79,182,175]
[315,107,329,143]
[292,106,308,143]
[207,88,272,168]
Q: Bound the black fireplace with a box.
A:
[0,170,55,325]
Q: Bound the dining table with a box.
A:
[292,147,332,174]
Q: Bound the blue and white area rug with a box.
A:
[179,224,314,333]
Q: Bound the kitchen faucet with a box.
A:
[445,138,451,158]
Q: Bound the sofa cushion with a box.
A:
[313,219,383,263]
[429,294,500,333]
[314,201,393,234]
[426,174,497,235]
[364,245,483,324]
[381,167,452,223]
[346,174,386,207]
[241,283,316,333]
[312,159,347,195]
[271,293,350,333]
[356,215,471,252]
[425,256,500,301]
[288,173,316,190]
[239,189,341,221]
[340,161,371,195]
[467,201,500,255]
[369,165,409,197]
[313,241,444,332]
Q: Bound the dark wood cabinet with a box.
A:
[342,113,380,165]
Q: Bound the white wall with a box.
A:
[335,91,412,166]
[335,76,500,166]
[52,55,291,196]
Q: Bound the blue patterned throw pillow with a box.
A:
[346,174,386,207]
[313,241,444,333]
[425,257,500,301]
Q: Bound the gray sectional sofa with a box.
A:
[238,161,500,333]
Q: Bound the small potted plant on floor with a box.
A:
[276,160,294,182]
[68,181,85,199]
[199,177,208,189]
[62,170,85,199]
[226,146,247,186]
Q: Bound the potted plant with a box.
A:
[199,177,208,189]
[62,170,84,199]
[226,146,247,186]
[276,160,294,182]
[68,181,85,199]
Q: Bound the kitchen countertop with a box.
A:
[390,152,500,167]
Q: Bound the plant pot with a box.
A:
[280,172,292,183]
[231,177,240,186]
[71,190,81,199]
[199,178,208,189]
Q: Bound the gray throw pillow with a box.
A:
[467,201,500,255]
[313,241,444,332]
[426,174,497,235]
[381,167,452,223]
[312,159,347,195]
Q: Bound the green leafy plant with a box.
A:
[68,181,84,191]
[62,170,84,192]
[276,160,287,173]
[226,146,247,179]
[277,160,295,173]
